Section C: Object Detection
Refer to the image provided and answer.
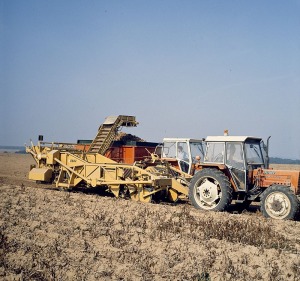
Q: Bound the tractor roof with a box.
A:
[163,138,204,143]
[205,136,262,142]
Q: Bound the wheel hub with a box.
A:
[202,188,212,199]
[270,199,283,212]
[265,192,290,218]
[197,179,219,205]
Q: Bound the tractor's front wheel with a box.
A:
[189,168,233,211]
[261,185,300,220]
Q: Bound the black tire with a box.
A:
[189,168,233,211]
[260,185,300,220]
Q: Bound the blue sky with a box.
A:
[1,0,300,159]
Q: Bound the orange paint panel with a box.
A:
[253,169,300,194]
[123,147,135,164]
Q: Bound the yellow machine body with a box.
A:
[26,115,189,203]
[29,168,53,182]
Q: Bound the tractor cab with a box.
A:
[203,136,268,191]
[156,138,205,174]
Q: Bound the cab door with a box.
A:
[225,142,247,191]
[176,142,190,173]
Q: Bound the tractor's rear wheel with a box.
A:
[189,168,233,211]
[261,185,300,220]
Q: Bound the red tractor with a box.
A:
[188,135,300,220]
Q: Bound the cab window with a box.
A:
[245,142,264,164]
[162,142,176,158]
[177,142,189,161]
[226,142,244,169]
[205,142,224,163]
[190,142,205,161]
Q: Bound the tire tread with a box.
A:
[260,184,300,220]
[189,168,233,211]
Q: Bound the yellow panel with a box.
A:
[46,150,59,165]
[29,168,52,182]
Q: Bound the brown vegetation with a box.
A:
[1,153,300,280]
[115,132,145,142]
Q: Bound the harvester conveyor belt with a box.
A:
[87,115,138,154]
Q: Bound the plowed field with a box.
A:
[1,153,300,280]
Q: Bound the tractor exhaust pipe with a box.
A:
[265,136,271,168]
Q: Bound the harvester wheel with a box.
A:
[168,188,179,202]
[261,185,300,220]
[189,168,232,211]
[140,187,153,203]
[130,187,152,203]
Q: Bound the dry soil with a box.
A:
[1,153,300,280]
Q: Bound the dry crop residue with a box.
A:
[1,153,300,280]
